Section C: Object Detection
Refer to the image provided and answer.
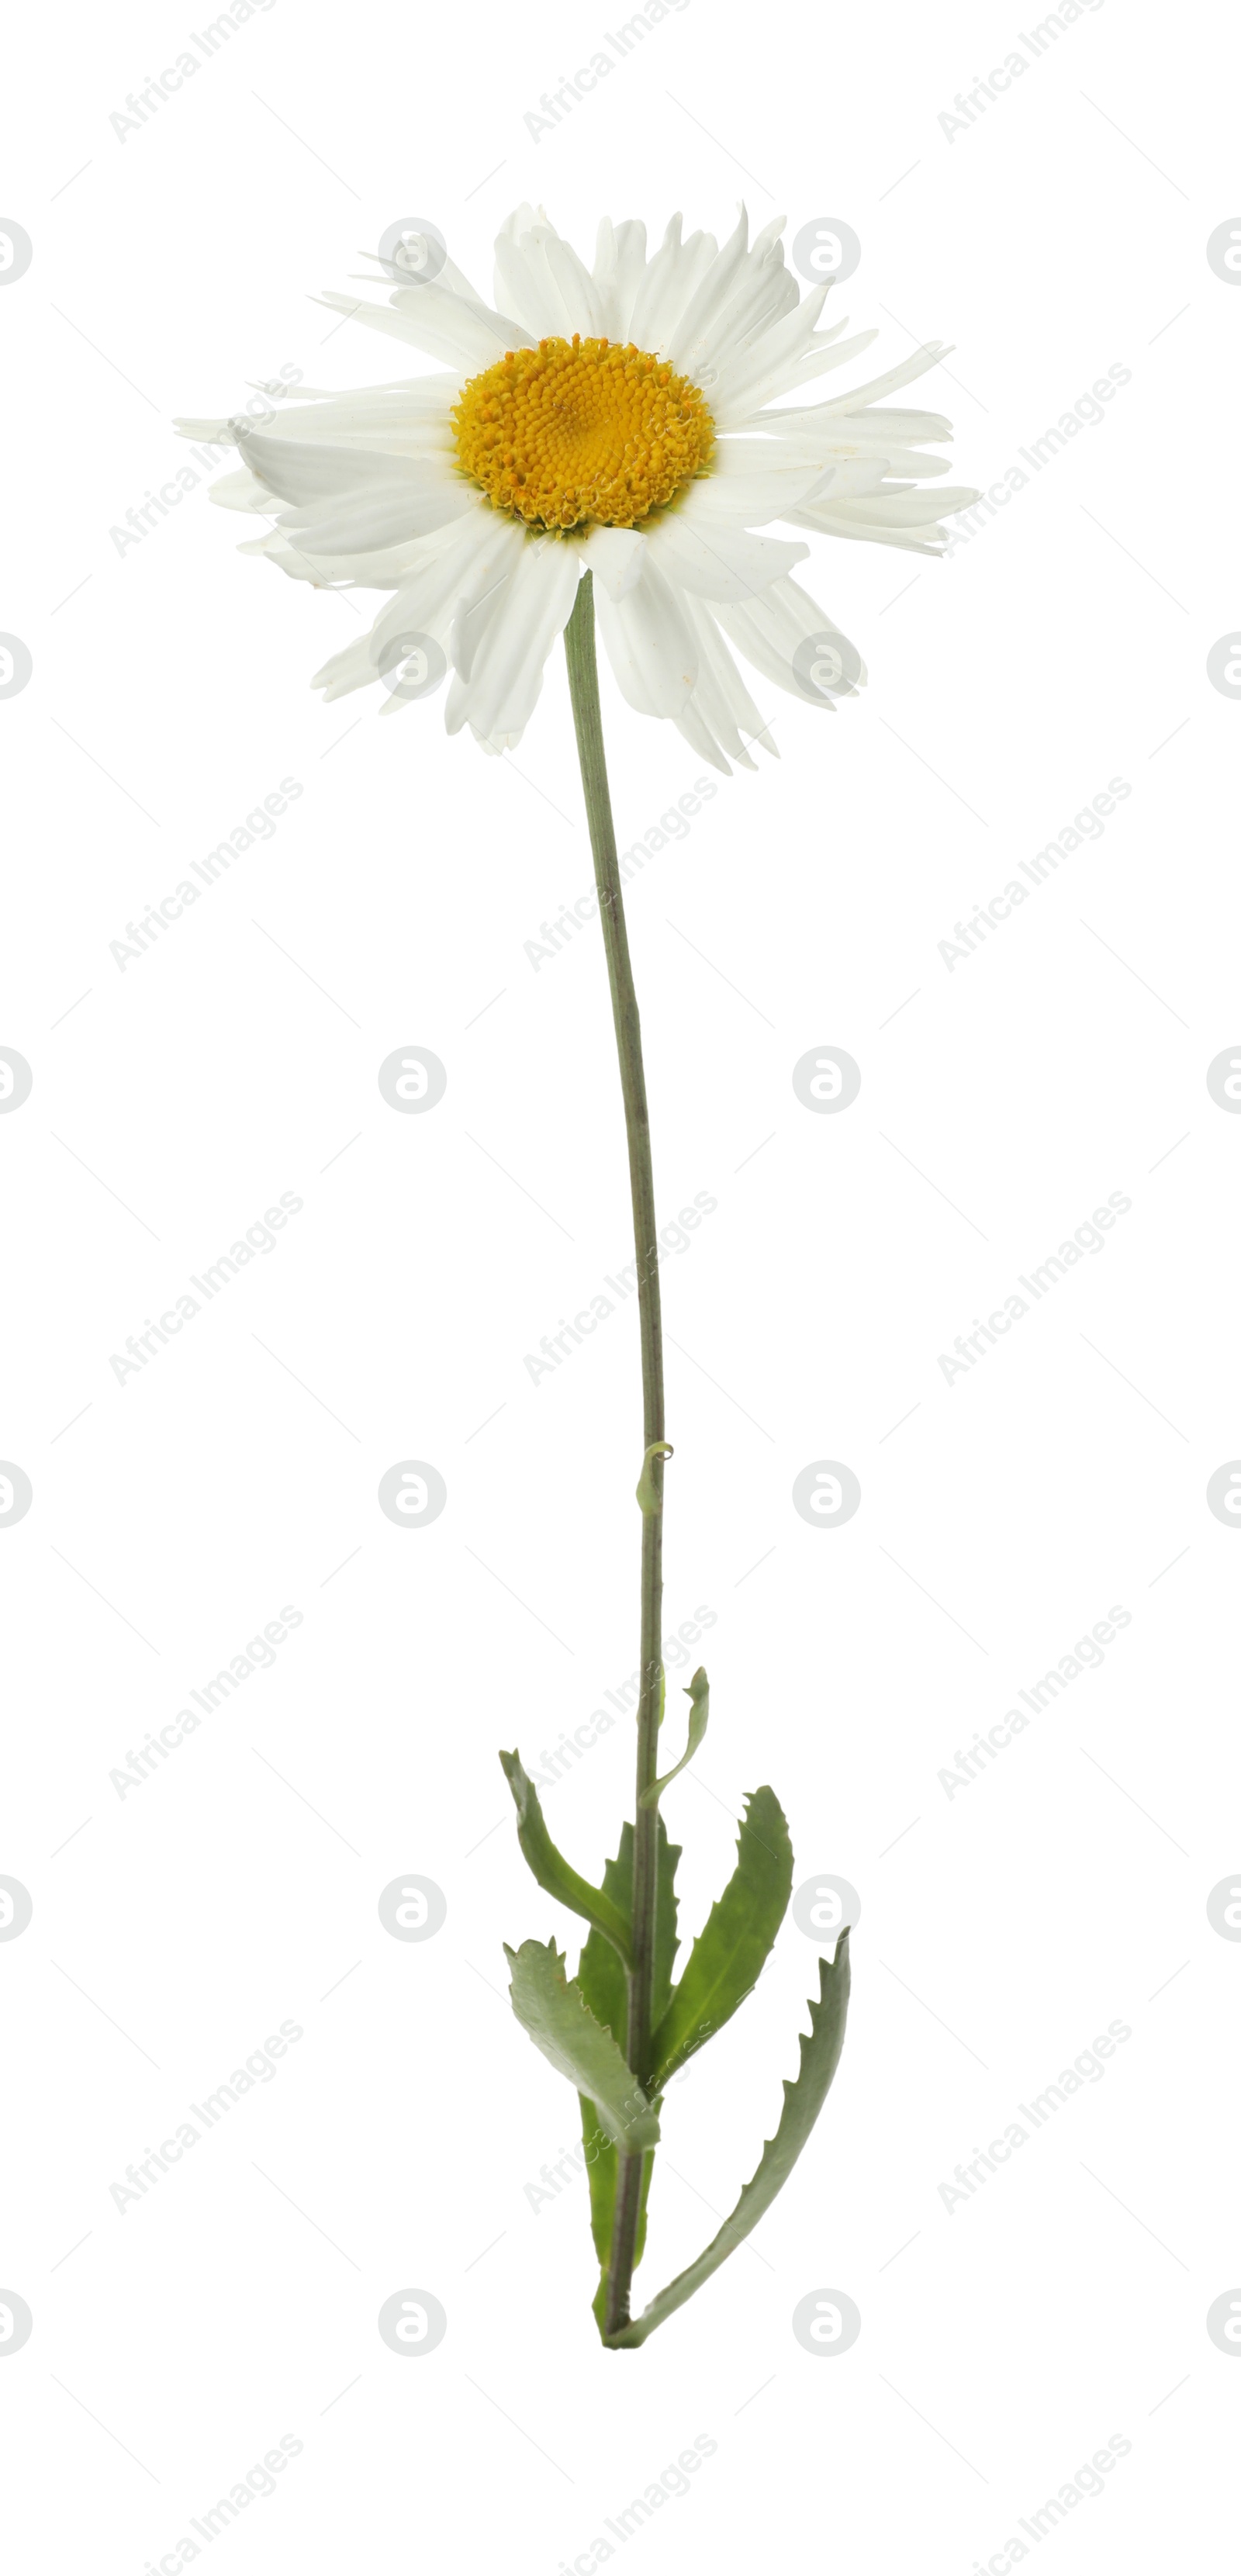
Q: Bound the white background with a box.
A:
[2,0,1239,2567]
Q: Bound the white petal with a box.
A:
[662,208,753,373]
[713,574,865,703]
[808,344,952,415]
[491,210,607,337]
[679,596,775,767]
[672,693,734,775]
[594,554,697,717]
[692,254,799,390]
[579,525,646,599]
[807,484,979,527]
[749,402,952,445]
[312,513,523,698]
[713,316,880,421]
[444,538,580,751]
[644,514,807,601]
[285,488,472,555]
[677,443,831,527]
[238,427,449,506]
[209,468,276,515]
[314,287,525,372]
[628,217,719,355]
[592,217,648,338]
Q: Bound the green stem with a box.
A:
[563,570,665,2343]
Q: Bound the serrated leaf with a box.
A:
[504,1938,659,2152]
[499,1750,632,1967]
[575,1820,679,2293]
[639,1666,709,1810]
[648,1785,793,2091]
[606,1933,851,2346]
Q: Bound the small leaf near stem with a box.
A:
[636,1440,673,1516]
[505,1938,660,2152]
[500,1750,633,1967]
[639,1667,710,1810]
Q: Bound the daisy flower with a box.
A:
[181,204,976,772]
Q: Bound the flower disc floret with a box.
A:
[452,333,715,531]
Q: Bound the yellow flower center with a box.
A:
[451,334,715,532]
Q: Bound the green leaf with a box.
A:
[499,1750,632,1967]
[636,1440,674,1516]
[648,1785,793,2092]
[504,1939,660,2153]
[576,1820,679,2298]
[606,1933,852,2347]
[639,1665,709,1810]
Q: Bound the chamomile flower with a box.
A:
[181,206,976,771]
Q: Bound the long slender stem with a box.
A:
[563,570,665,2340]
